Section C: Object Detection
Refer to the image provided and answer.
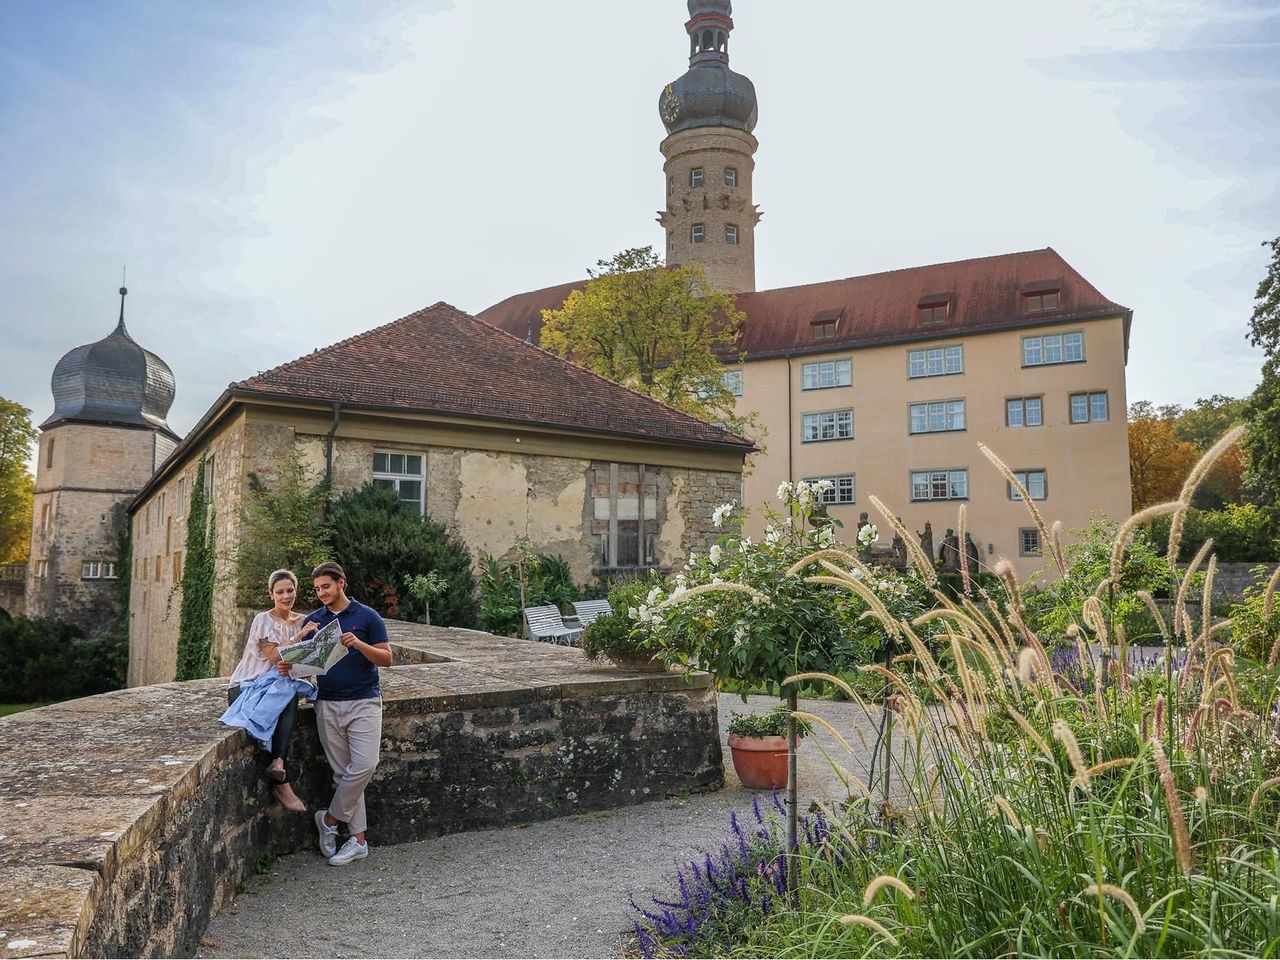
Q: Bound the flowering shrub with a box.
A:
[630,481,931,695]
[727,705,810,739]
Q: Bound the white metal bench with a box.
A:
[571,599,613,628]
[522,605,583,646]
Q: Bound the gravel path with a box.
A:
[199,694,898,959]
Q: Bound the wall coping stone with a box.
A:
[0,622,715,958]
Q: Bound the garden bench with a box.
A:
[571,599,613,627]
[522,604,583,645]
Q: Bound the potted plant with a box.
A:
[581,610,666,671]
[727,706,809,790]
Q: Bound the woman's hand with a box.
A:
[276,659,293,676]
[296,621,319,639]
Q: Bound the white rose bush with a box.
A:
[633,481,933,695]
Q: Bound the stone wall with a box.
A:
[1,624,723,958]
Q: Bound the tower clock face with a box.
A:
[661,84,682,125]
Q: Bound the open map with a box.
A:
[277,618,347,678]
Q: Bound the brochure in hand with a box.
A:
[278,618,347,678]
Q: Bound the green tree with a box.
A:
[1244,236,1280,504]
[0,398,37,563]
[232,448,330,609]
[540,246,753,432]
[175,458,216,680]
[327,485,477,627]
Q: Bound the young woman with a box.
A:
[226,569,315,812]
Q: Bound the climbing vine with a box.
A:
[175,455,216,680]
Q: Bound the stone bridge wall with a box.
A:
[0,624,722,958]
[0,563,25,617]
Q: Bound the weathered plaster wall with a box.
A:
[1,625,722,959]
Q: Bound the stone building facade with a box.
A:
[26,290,177,631]
[127,302,750,687]
[479,0,1135,581]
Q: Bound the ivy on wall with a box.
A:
[175,455,216,681]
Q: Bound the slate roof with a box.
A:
[477,247,1130,358]
[232,301,753,451]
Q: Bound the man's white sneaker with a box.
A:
[314,810,338,859]
[328,837,368,866]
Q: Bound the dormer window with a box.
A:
[1023,288,1061,313]
[917,294,952,324]
[690,168,704,188]
[691,223,705,244]
[810,309,842,341]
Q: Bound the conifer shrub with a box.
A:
[326,484,476,627]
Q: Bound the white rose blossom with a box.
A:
[776,481,793,501]
[712,501,736,527]
[709,544,723,565]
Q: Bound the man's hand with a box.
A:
[340,632,360,648]
[276,659,294,676]
[296,622,319,639]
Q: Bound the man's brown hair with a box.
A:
[311,561,347,582]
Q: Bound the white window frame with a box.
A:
[690,167,704,188]
[373,450,426,515]
[910,469,969,502]
[82,561,101,580]
[1069,391,1109,424]
[1006,396,1043,427]
[36,559,48,578]
[1020,527,1043,557]
[103,561,117,580]
[802,475,856,505]
[724,166,737,187]
[909,399,966,434]
[725,224,739,245]
[907,345,963,378]
[1023,330,1084,367]
[691,223,705,244]
[722,369,743,396]
[1009,469,1048,501]
[801,359,852,390]
[802,409,854,442]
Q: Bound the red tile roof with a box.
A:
[477,247,1130,358]
[232,302,753,451]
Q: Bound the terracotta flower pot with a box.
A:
[727,733,790,790]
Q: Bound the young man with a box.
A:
[284,561,392,865]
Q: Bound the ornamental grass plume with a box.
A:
[861,874,915,906]
[1052,718,1089,784]
[1082,883,1146,934]
[1005,705,1055,761]
[1263,564,1280,621]
[836,913,899,946]
[1151,736,1194,875]
[1166,425,1246,565]
[652,581,769,610]
[989,794,1022,829]
[869,494,935,583]
[980,442,1062,577]
[1109,501,1180,581]
[1249,777,1280,814]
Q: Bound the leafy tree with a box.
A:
[233,448,330,609]
[1175,394,1248,450]
[326,485,476,627]
[1128,401,1197,511]
[1146,502,1278,563]
[176,457,216,680]
[540,246,753,432]
[1244,236,1280,504]
[0,398,37,563]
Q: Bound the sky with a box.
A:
[1,0,1277,448]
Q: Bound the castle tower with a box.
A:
[657,0,761,294]
[26,287,178,631]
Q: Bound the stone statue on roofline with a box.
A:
[890,530,908,570]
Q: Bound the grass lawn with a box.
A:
[0,703,49,717]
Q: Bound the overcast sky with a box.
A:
[1,0,1277,446]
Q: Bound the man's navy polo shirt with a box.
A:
[303,599,389,701]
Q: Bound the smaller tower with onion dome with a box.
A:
[25,286,179,630]
[657,0,762,294]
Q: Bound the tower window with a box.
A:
[726,224,739,245]
[46,438,54,469]
[667,231,674,248]
[691,223,705,244]
[725,167,738,188]
[690,168,704,188]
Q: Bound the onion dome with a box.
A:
[659,0,758,135]
[43,287,177,437]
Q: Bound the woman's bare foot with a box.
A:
[272,782,306,812]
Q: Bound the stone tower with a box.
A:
[657,0,761,294]
[26,288,178,631]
